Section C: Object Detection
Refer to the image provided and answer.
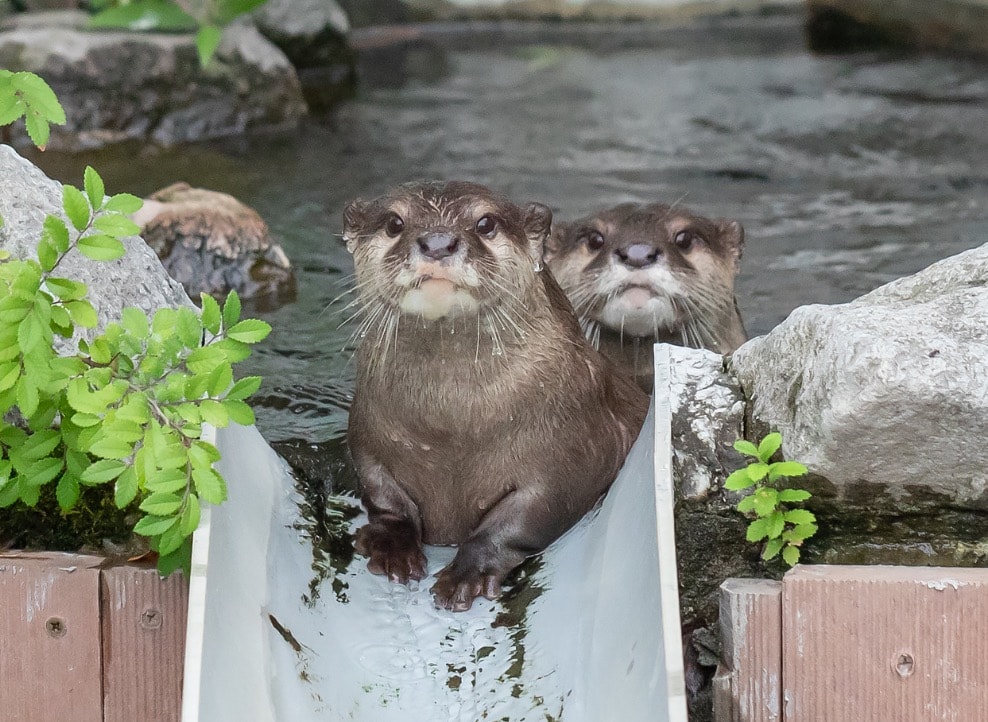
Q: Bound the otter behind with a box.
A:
[343,181,648,612]
[546,202,747,391]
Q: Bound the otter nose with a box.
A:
[615,243,660,268]
[417,232,460,260]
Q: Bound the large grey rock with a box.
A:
[731,242,988,509]
[0,145,193,336]
[0,12,307,150]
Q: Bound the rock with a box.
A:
[0,145,193,342]
[0,11,307,150]
[336,0,415,27]
[134,182,296,303]
[252,0,355,112]
[731,242,988,510]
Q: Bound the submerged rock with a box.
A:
[134,182,296,303]
[0,11,307,150]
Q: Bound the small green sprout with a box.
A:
[725,432,817,567]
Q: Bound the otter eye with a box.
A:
[674,230,695,250]
[585,230,605,251]
[475,215,497,236]
[385,214,404,237]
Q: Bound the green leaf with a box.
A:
[733,439,759,458]
[196,24,223,67]
[215,0,268,23]
[121,307,150,339]
[139,491,183,515]
[17,309,45,354]
[199,399,229,427]
[751,487,779,517]
[723,468,754,491]
[0,364,20,393]
[80,458,126,484]
[226,375,262,401]
[226,318,271,344]
[222,290,241,329]
[42,216,71,256]
[192,466,226,504]
[65,300,98,328]
[146,468,189,494]
[156,536,192,578]
[179,493,201,536]
[778,488,812,503]
[222,399,254,426]
[757,432,783,463]
[104,193,144,214]
[88,0,197,31]
[84,166,105,210]
[63,185,91,231]
[0,93,23,126]
[200,293,221,335]
[15,429,62,461]
[206,363,233,397]
[783,509,817,525]
[22,456,64,487]
[37,234,58,272]
[186,346,226,375]
[157,520,187,556]
[213,338,251,363]
[89,435,136,460]
[782,545,800,567]
[746,517,770,543]
[768,461,809,480]
[56,473,81,511]
[24,111,51,150]
[46,276,88,301]
[746,462,769,482]
[10,71,65,123]
[78,234,126,261]
[16,376,40,418]
[133,514,179,537]
[93,213,141,238]
[114,466,139,507]
[787,523,818,543]
[762,537,784,561]
[767,510,786,539]
[188,440,221,467]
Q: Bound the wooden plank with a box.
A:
[783,565,988,721]
[0,552,105,722]
[713,578,783,722]
[101,565,188,722]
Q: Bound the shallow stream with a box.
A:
[28,13,988,445]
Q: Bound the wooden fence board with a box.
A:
[713,578,783,722]
[101,565,187,722]
[0,552,106,722]
[782,565,988,722]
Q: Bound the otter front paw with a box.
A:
[431,565,504,612]
[354,522,427,584]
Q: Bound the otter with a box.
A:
[545,202,747,391]
[343,181,649,612]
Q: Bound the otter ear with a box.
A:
[343,199,369,252]
[523,202,553,265]
[719,220,744,269]
[543,220,570,263]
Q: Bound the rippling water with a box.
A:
[28,14,988,443]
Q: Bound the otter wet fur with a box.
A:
[342,181,649,612]
[545,202,747,391]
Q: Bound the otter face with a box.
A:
[343,181,551,323]
[545,203,743,343]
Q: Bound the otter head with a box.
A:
[545,202,743,342]
[343,181,552,324]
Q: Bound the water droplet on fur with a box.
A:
[533,260,544,272]
[448,327,455,334]
[492,345,503,357]
[359,332,367,338]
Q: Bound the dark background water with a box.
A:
[26,14,988,444]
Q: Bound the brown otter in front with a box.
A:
[545,202,747,391]
[343,181,648,612]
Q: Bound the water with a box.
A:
[26,14,988,444]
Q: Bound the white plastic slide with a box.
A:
[183,346,686,721]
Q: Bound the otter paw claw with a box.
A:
[431,566,503,612]
[354,524,427,584]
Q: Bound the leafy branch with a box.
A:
[725,432,817,567]
[0,70,66,149]
[0,165,270,575]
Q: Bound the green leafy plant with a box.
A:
[0,166,270,575]
[725,432,817,567]
[89,0,270,66]
[0,70,66,149]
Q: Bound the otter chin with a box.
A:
[343,180,648,612]
[546,202,748,391]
